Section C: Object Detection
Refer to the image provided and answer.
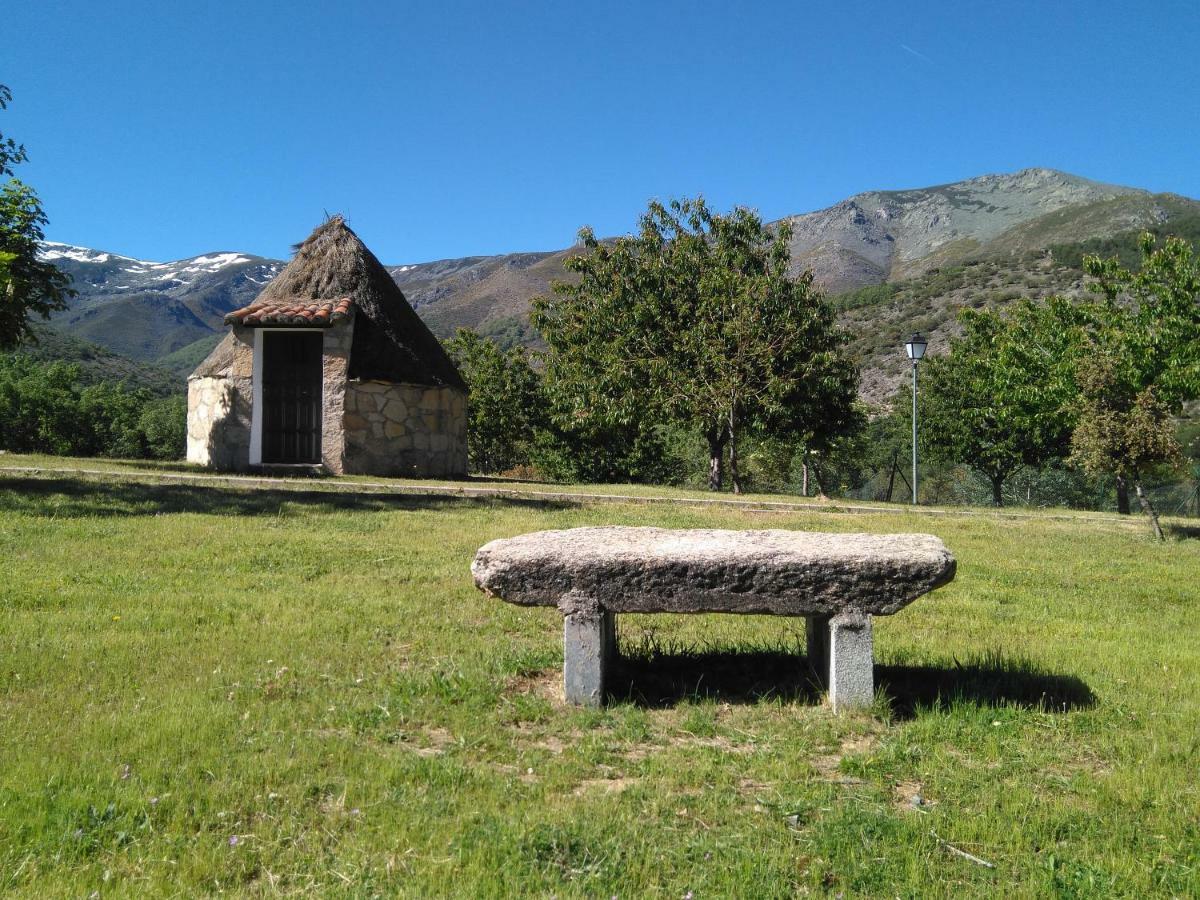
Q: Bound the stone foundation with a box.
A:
[343,381,467,477]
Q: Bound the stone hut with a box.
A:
[187,217,468,476]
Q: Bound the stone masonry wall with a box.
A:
[343,381,468,477]
[318,320,354,473]
[186,329,254,469]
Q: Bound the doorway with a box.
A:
[261,331,323,464]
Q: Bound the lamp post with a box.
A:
[904,332,928,505]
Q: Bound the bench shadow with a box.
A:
[607,645,1095,718]
[0,475,573,518]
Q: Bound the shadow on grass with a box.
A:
[608,642,1095,717]
[0,475,573,518]
[1166,522,1200,540]
[98,459,544,485]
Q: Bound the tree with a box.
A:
[1083,233,1200,408]
[532,197,858,493]
[1070,233,1200,533]
[1070,352,1180,540]
[919,297,1086,505]
[445,328,545,475]
[0,85,73,348]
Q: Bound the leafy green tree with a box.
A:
[532,197,857,493]
[0,355,185,459]
[445,328,545,475]
[919,297,1086,505]
[1069,233,1200,532]
[0,85,73,347]
[1083,233,1200,407]
[1070,351,1180,539]
[0,355,84,453]
[530,418,679,485]
[138,395,187,460]
[79,380,149,457]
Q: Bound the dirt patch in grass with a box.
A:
[508,722,586,755]
[406,726,456,757]
[737,777,774,796]
[504,668,563,704]
[893,780,932,812]
[572,776,637,796]
[619,731,759,764]
[811,733,878,783]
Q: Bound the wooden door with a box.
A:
[261,331,323,464]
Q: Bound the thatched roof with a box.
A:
[192,217,465,390]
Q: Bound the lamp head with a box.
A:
[905,332,928,361]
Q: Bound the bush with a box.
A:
[0,355,185,459]
[139,395,187,459]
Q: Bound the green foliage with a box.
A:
[831,281,898,311]
[0,85,74,348]
[474,315,541,351]
[533,197,858,492]
[137,395,188,460]
[1050,213,1200,272]
[530,420,682,486]
[1082,233,1200,409]
[1070,351,1182,481]
[919,298,1087,504]
[0,355,184,459]
[14,324,181,396]
[445,329,545,475]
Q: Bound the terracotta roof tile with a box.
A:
[224,297,354,327]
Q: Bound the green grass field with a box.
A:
[0,466,1197,896]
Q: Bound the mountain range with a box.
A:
[31,168,1200,404]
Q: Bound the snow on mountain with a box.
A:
[34,241,287,362]
[39,242,139,266]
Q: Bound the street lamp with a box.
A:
[904,332,928,505]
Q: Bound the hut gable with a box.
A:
[254,217,465,390]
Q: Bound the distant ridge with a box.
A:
[38,168,1200,403]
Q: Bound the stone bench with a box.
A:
[472,527,956,711]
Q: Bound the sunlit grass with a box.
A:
[0,470,1196,896]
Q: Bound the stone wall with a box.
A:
[186,329,254,469]
[318,320,354,473]
[343,381,468,477]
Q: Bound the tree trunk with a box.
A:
[728,409,741,495]
[1134,478,1165,542]
[705,428,727,492]
[1115,475,1130,515]
[801,462,808,498]
[991,475,1004,507]
[884,450,897,503]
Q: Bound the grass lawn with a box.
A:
[0,469,1197,896]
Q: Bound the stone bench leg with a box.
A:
[828,612,874,711]
[808,612,874,711]
[806,614,831,681]
[560,594,615,707]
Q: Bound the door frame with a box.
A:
[250,327,325,466]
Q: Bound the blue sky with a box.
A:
[6,1,1200,263]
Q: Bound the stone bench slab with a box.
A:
[472,526,955,617]
[472,526,956,711]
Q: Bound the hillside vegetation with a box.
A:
[37,169,1200,402]
[7,325,181,396]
